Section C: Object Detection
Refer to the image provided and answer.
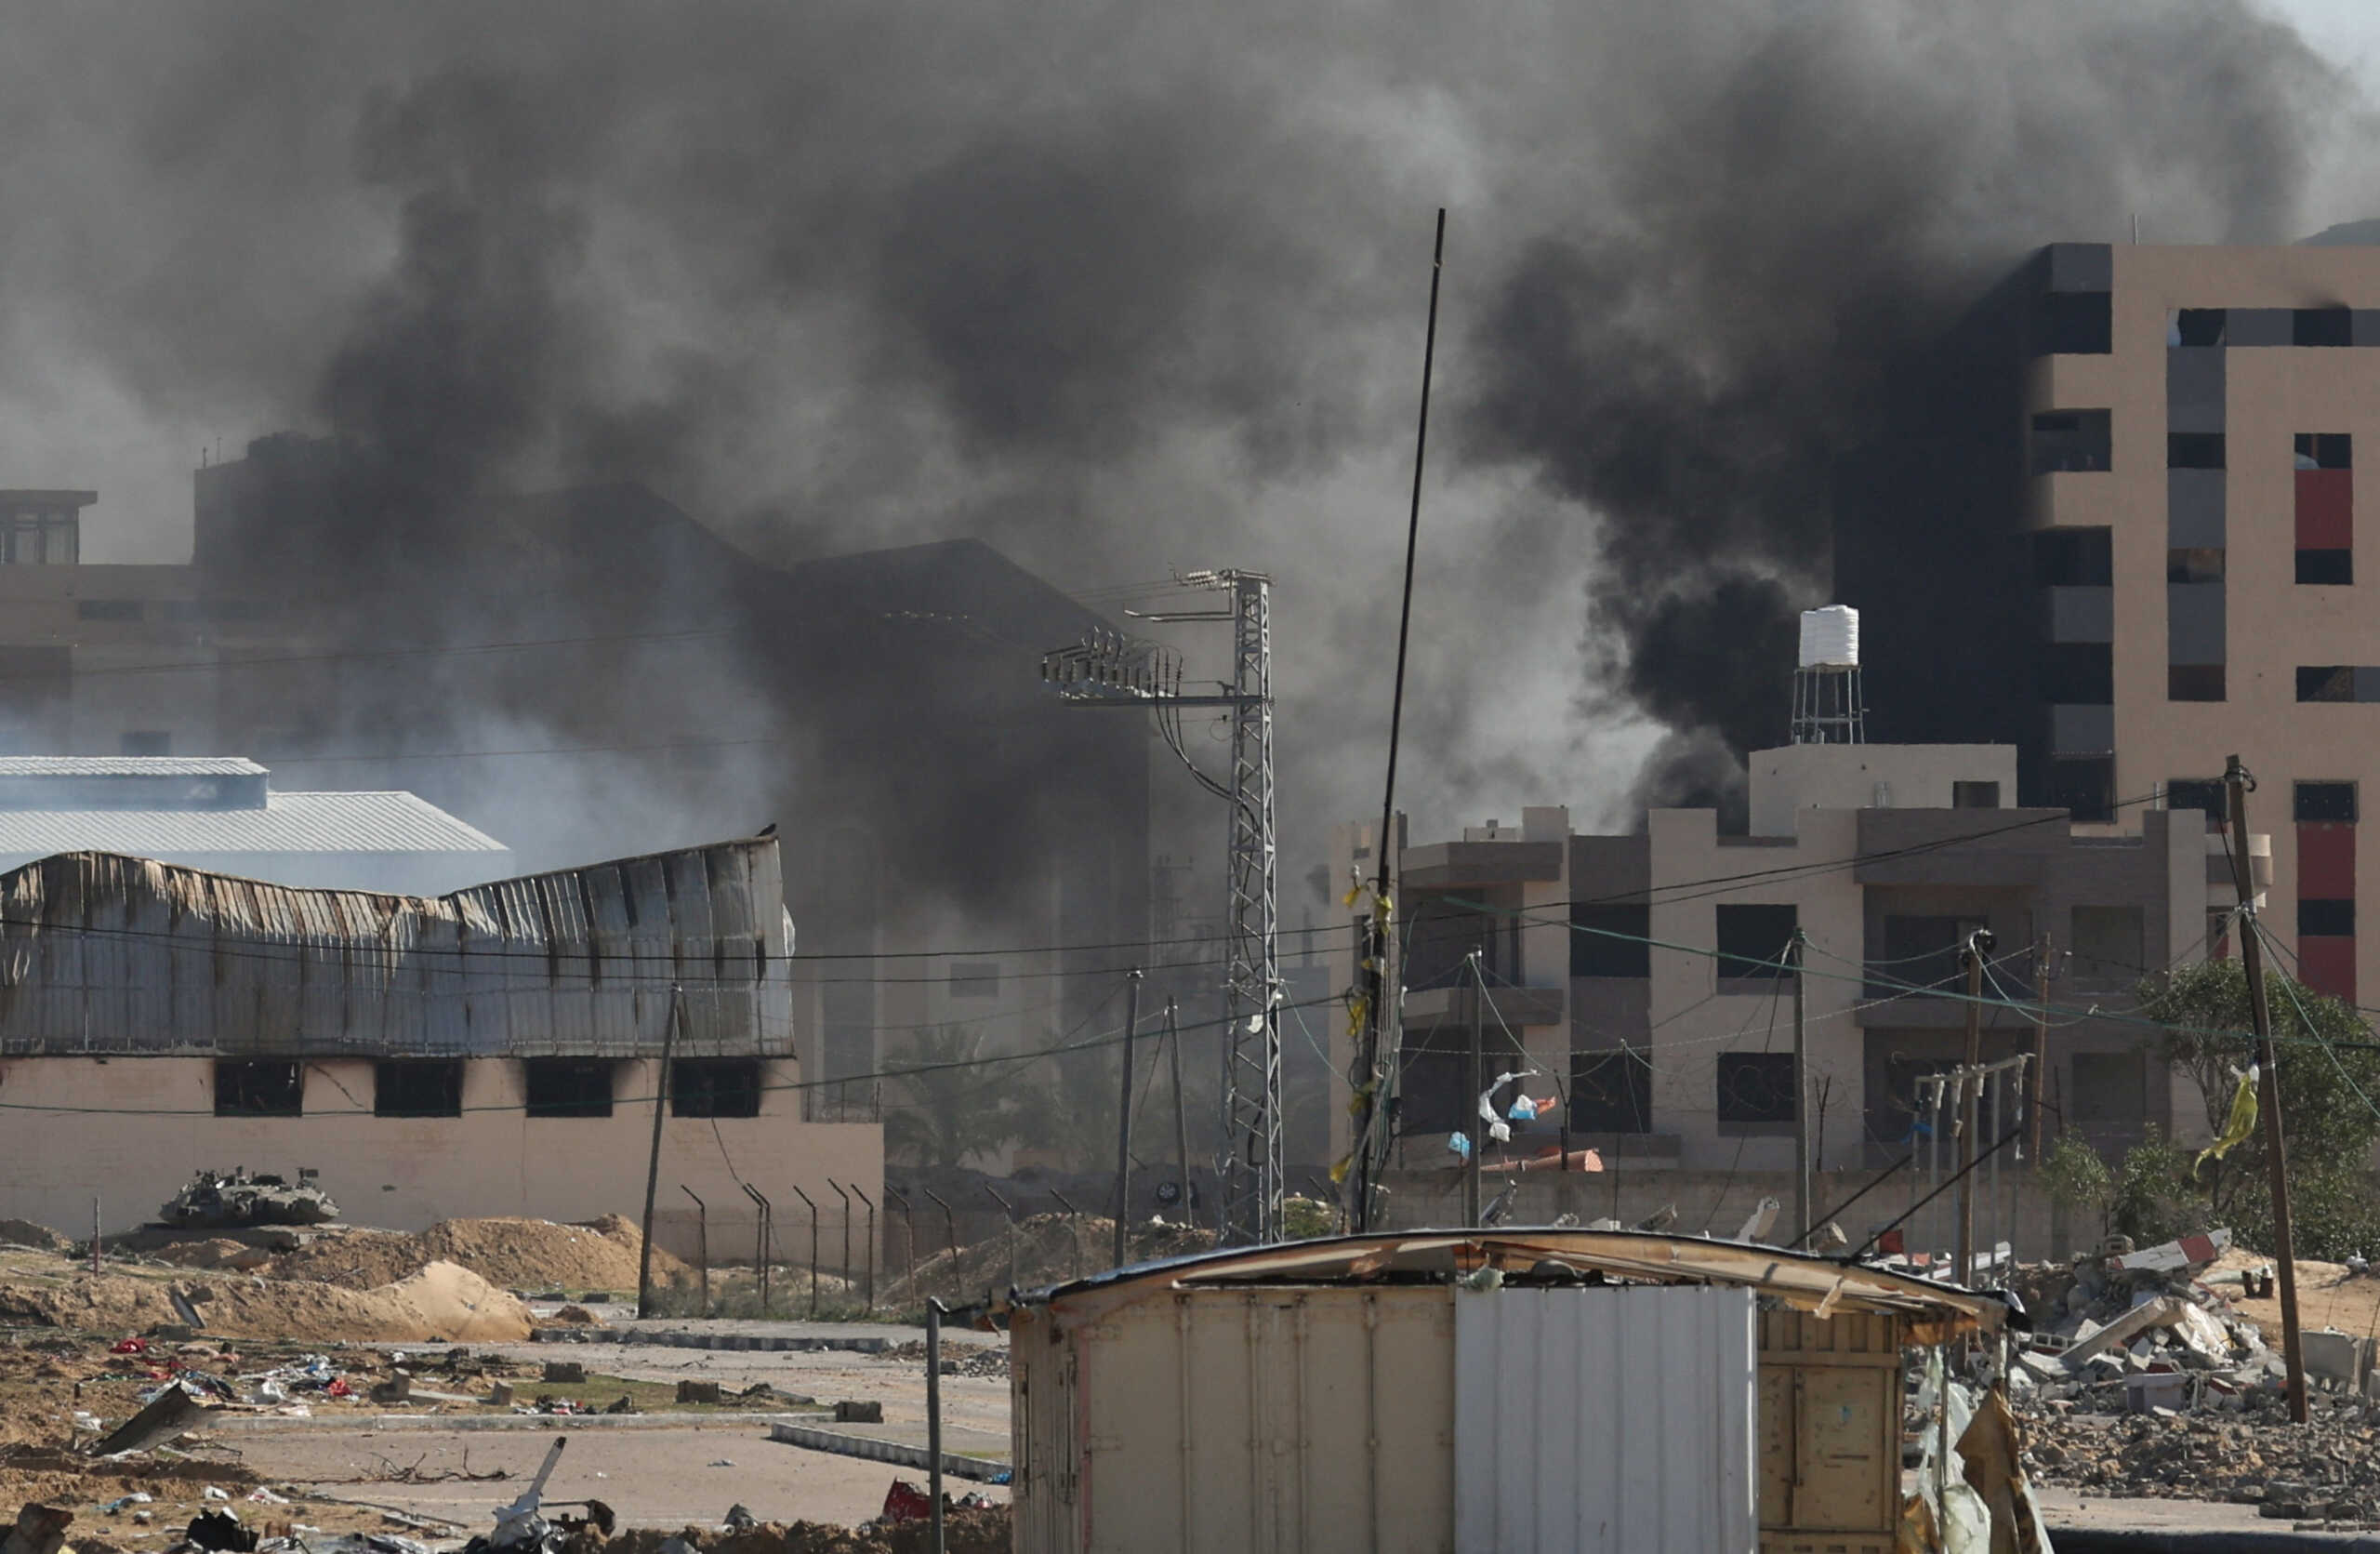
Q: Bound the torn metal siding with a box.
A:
[0,838,794,1058]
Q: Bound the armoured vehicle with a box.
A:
[157,1167,339,1229]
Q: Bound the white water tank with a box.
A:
[1797,605,1859,668]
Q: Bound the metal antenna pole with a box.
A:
[1115,970,1144,1268]
[1166,998,1191,1220]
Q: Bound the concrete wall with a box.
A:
[1749,745,2016,837]
[0,1055,879,1264]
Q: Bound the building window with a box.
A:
[671,1057,762,1118]
[2295,667,2375,702]
[2047,757,2116,823]
[1714,904,1798,985]
[1878,915,1985,994]
[4,512,78,565]
[76,599,142,622]
[2030,410,2111,474]
[2295,308,2353,348]
[2299,898,2356,936]
[1951,781,2001,809]
[946,961,1000,999]
[2032,528,2112,587]
[1569,903,1650,977]
[2167,665,2226,702]
[2167,778,2225,827]
[2296,782,2359,823]
[2175,309,2228,347]
[120,731,171,756]
[2039,642,2113,704]
[2167,548,2225,583]
[2294,433,2353,587]
[374,1059,463,1118]
[2069,905,2146,983]
[1569,1050,1651,1133]
[524,1059,615,1118]
[216,1060,303,1117]
[2036,291,2111,355]
[1715,1052,1797,1124]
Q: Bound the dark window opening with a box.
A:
[2175,309,2228,347]
[671,1057,762,1118]
[2295,782,2358,823]
[2071,1052,2149,1123]
[2295,308,2353,348]
[524,1059,615,1118]
[1569,903,1650,977]
[2168,665,2227,702]
[1715,904,1798,983]
[216,1060,303,1118]
[2296,433,2354,470]
[1569,1050,1652,1134]
[2048,757,2116,823]
[1877,915,1988,994]
[946,960,1000,998]
[2030,409,2112,474]
[2040,642,2114,703]
[2301,898,2357,936]
[2167,548,2226,583]
[2298,666,2356,703]
[1952,781,2001,809]
[2167,779,2226,824]
[2168,433,2226,470]
[2070,905,2146,982]
[1405,891,1518,990]
[119,731,171,756]
[374,1059,463,1118]
[2033,528,2112,587]
[75,599,142,622]
[2037,291,2111,355]
[2297,550,2354,585]
[1715,1051,1797,1124]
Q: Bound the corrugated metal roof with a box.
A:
[0,757,266,777]
[0,839,795,1057]
[0,792,506,857]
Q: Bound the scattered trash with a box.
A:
[99,1496,154,1516]
[879,1482,932,1525]
[723,1505,758,1532]
[707,1460,734,1468]
[185,1508,257,1553]
[204,1489,231,1503]
[833,1401,884,1424]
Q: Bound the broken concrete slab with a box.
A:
[88,1385,208,1458]
[2064,1295,2187,1370]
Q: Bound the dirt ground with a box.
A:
[882,1213,1212,1308]
[2213,1246,2380,1343]
[262,1215,687,1295]
[0,1254,533,1344]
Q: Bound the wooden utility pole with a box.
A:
[2030,934,2055,1162]
[1113,970,1144,1269]
[1790,927,1811,1244]
[1955,929,1993,1286]
[1165,999,1190,1219]
[2228,755,2309,1423]
[636,989,681,1319]
[1464,950,1484,1228]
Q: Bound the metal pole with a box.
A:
[888,1188,916,1304]
[1986,1066,2002,1281]
[2228,755,2308,1424]
[985,1185,1017,1294]
[1167,999,1191,1224]
[927,1299,947,1554]
[1924,1078,1942,1267]
[1956,929,1993,1284]
[828,1179,853,1305]
[1115,969,1144,1268]
[2030,934,2055,1161]
[789,1185,819,1319]
[1051,1189,1082,1281]
[924,1189,957,1299]
[851,1184,877,1312]
[1464,950,1484,1228]
[681,1186,709,1316]
[636,990,681,1320]
[1791,927,1810,1245]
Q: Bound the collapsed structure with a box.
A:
[0,834,878,1250]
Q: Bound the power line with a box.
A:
[0,625,735,684]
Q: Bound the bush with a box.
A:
[2039,1133,2113,1236]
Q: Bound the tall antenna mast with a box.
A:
[1043,569,1281,1243]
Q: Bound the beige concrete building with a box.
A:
[1845,242,2380,1010]
[1332,743,2246,1184]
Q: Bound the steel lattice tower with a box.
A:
[1041,568,1280,1244]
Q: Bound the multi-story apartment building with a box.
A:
[1332,742,2250,1176]
[1843,241,2380,1005]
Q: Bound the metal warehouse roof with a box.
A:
[985,1229,2005,1341]
[0,757,267,777]
[0,838,795,1058]
[0,791,506,857]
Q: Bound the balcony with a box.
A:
[1398,840,1561,890]
[2028,469,2115,530]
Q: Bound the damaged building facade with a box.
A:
[0,834,878,1252]
[1332,740,2257,1216]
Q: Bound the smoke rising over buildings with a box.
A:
[0,0,2368,883]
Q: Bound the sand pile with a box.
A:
[883,1213,1214,1308]
[268,1214,684,1293]
[0,1258,532,1342]
[0,1220,70,1251]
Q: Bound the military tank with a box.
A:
[157,1167,339,1229]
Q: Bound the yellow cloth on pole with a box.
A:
[2195,1063,2259,1176]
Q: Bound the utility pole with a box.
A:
[1044,571,1279,1243]
[1165,998,1190,1220]
[1114,970,1144,1268]
[1955,930,1993,1287]
[2228,755,2309,1423]
[1464,950,1484,1228]
[2030,934,2056,1162]
[1790,927,1810,1245]
[636,989,681,1319]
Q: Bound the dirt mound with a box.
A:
[601,1508,1007,1554]
[268,1215,685,1293]
[0,1258,532,1342]
[0,1220,70,1250]
[884,1213,1214,1308]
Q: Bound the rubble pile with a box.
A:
[2024,1408,2380,1521]
[264,1215,683,1295]
[873,1341,1008,1380]
[594,1509,1010,1554]
[0,1260,533,1342]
